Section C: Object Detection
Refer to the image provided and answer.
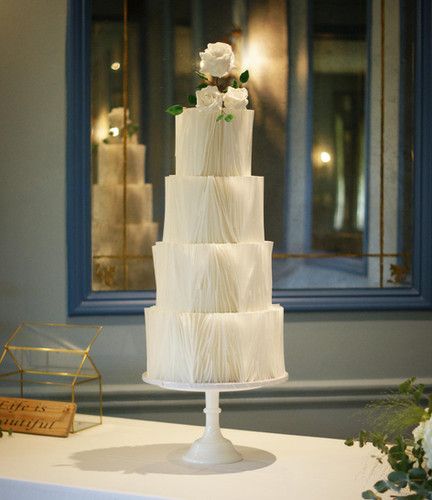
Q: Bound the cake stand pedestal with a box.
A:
[142,372,288,465]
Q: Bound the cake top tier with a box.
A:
[175,108,254,177]
[166,42,253,176]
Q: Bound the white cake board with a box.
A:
[142,372,288,465]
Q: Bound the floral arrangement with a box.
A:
[346,378,432,499]
[103,107,139,144]
[166,42,249,121]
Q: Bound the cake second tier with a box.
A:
[163,175,264,243]
[153,241,273,312]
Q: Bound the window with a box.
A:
[67,0,432,314]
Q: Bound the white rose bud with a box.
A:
[223,86,249,110]
[423,417,432,469]
[109,107,130,129]
[196,86,223,110]
[199,42,235,78]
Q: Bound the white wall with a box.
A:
[0,0,431,439]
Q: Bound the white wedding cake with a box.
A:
[92,108,158,290]
[145,43,285,383]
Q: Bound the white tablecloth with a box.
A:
[0,415,384,500]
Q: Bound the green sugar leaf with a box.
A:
[196,83,208,90]
[373,481,389,493]
[240,70,249,83]
[195,70,208,80]
[166,104,184,116]
[232,79,238,88]
[188,94,197,106]
[362,490,379,499]
[224,114,234,122]
[216,114,224,122]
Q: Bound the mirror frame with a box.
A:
[67,0,432,315]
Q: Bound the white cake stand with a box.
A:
[142,371,288,465]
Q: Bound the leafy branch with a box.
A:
[345,378,432,499]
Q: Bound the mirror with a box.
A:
[88,0,415,293]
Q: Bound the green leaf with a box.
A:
[362,490,379,499]
[195,70,209,80]
[188,94,197,106]
[232,79,238,88]
[166,104,183,116]
[196,83,208,90]
[388,471,408,487]
[240,70,249,83]
[374,480,389,493]
[216,114,224,122]
[399,377,416,394]
[409,468,427,481]
[224,114,234,122]
[344,438,354,446]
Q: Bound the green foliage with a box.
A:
[224,114,234,122]
[0,420,12,438]
[127,123,139,138]
[195,70,209,81]
[232,79,238,88]
[166,104,184,116]
[362,491,380,499]
[346,378,432,499]
[196,83,208,90]
[216,114,224,122]
[240,70,249,83]
[188,94,197,106]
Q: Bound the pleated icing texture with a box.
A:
[175,109,254,176]
[153,242,272,312]
[145,305,285,383]
[163,176,264,243]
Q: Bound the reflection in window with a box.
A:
[311,0,367,255]
[91,2,158,291]
[88,0,415,293]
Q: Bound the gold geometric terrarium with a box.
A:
[0,322,103,433]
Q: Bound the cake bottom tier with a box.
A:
[145,305,285,384]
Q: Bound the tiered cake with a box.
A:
[92,111,158,290]
[146,114,285,384]
[145,42,285,384]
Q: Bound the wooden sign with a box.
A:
[0,397,76,437]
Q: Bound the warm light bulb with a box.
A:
[109,127,120,137]
[111,61,121,71]
[320,151,331,163]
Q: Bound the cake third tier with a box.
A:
[153,241,273,312]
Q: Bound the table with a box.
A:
[0,415,385,500]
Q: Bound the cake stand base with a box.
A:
[142,372,288,465]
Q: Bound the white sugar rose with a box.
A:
[196,86,223,110]
[223,86,249,110]
[199,42,235,78]
[423,417,432,469]
[109,107,130,129]
[413,421,426,443]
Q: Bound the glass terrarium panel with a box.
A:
[8,352,98,379]
[8,323,101,352]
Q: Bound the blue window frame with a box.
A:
[67,0,432,315]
